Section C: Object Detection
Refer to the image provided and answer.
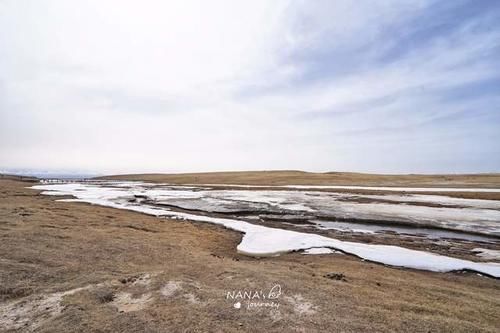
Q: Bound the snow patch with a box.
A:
[111,292,152,313]
[302,247,339,255]
[186,183,500,192]
[284,294,317,315]
[160,281,182,298]
[0,284,95,331]
[472,248,500,261]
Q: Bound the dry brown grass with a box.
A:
[98,170,500,187]
[1,179,499,332]
[99,170,500,200]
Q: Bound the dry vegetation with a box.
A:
[1,178,499,332]
[100,170,500,200]
[98,170,500,188]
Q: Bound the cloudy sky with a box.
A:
[1,0,499,175]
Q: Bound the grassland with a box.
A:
[98,170,500,187]
[1,177,499,332]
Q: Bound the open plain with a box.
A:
[1,172,500,332]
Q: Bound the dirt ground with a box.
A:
[1,179,499,332]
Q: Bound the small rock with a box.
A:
[324,272,347,281]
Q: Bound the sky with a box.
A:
[1,0,499,175]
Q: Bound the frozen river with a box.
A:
[32,181,500,277]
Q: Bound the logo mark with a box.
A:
[268,284,281,299]
[226,284,281,310]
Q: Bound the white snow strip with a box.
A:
[314,221,376,234]
[472,248,500,260]
[361,194,500,210]
[31,183,500,277]
[187,183,500,193]
[302,248,338,255]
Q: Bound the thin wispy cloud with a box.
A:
[1,0,499,174]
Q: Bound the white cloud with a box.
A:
[1,0,499,174]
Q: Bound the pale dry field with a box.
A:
[100,171,500,201]
[99,170,500,187]
[1,177,500,332]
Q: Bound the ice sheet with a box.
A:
[114,185,500,236]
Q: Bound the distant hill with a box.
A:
[0,173,38,182]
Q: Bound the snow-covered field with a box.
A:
[32,181,500,277]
